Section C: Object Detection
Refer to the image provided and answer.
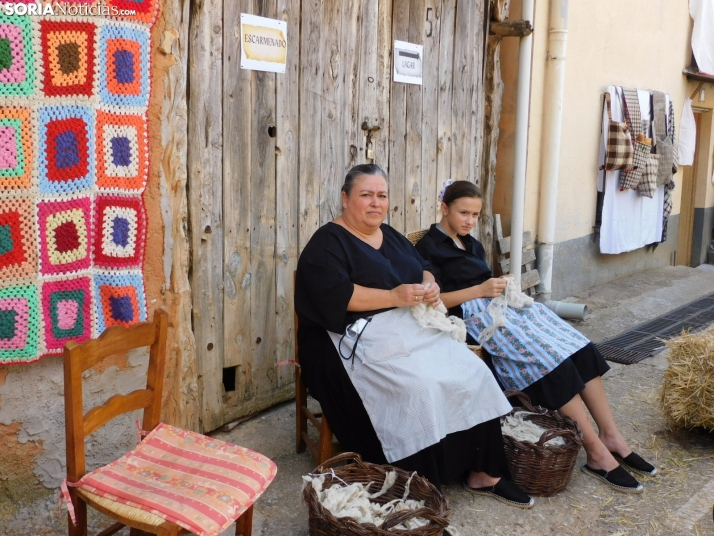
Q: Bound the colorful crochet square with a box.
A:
[0,283,39,363]
[0,107,33,191]
[0,7,156,364]
[94,271,146,332]
[39,20,96,98]
[95,110,146,191]
[98,24,149,108]
[106,0,160,25]
[0,14,35,96]
[0,198,36,281]
[37,197,92,276]
[38,105,95,194]
[41,276,92,350]
[93,195,145,269]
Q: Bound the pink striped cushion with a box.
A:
[75,423,277,536]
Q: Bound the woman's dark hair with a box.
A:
[341,164,388,195]
[442,180,482,206]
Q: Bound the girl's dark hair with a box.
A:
[442,180,482,206]
[341,164,388,195]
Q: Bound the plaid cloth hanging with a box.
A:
[602,92,634,171]
[621,88,649,190]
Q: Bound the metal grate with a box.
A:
[597,292,714,365]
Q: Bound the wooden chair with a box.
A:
[63,309,257,536]
[294,272,339,465]
[493,214,541,295]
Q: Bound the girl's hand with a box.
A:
[390,284,426,307]
[478,278,508,298]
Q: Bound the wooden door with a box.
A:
[189,0,486,431]
[677,112,701,266]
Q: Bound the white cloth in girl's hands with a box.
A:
[477,277,533,344]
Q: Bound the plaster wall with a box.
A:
[495,0,694,295]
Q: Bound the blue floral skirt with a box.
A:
[462,299,590,391]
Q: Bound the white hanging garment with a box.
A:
[690,0,714,75]
[599,86,664,254]
[678,98,696,166]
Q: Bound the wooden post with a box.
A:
[159,0,200,431]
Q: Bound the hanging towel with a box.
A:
[690,0,714,75]
[678,98,696,166]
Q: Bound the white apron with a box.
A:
[328,307,511,463]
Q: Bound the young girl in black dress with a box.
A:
[415,181,656,494]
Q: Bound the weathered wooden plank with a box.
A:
[374,0,393,172]
[275,0,301,389]
[490,20,532,36]
[250,0,279,403]
[520,269,541,291]
[404,1,424,233]
[188,0,224,432]
[450,0,476,183]
[499,247,536,273]
[479,34,502,268]
[469,0,486,194]
[387,0,409,232]
[421,0,441,228]
[319,0,344,224]
[342,0,363,173]
[223,0,251,385]
[491,0,511,21]
[436,0,456,210]
[298,0,324,250]
[493,213,503,240]
[158,0,200,431]
[496,231,534,254]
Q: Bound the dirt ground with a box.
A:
[4,265,714,535]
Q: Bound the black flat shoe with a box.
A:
[611,451,658,476]
[581,464,643,493]
[462,478,534,509]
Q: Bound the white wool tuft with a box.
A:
[410,301,467,343]
[303,471,430,529]
[501,410,566,447]
[477,277,534,344]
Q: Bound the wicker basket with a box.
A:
[501,390,583,497]
[303,452,451,536]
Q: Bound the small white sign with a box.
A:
[393,40,423,85]
[240,13,288,73]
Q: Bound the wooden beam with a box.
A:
[499,247,536,273]
[496,231,534,254]
[490,20,532,37]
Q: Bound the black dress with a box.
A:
[415,224,610,410]
[295,222,510,487]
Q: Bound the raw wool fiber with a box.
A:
[303,470,430,530]
[410,300,467,343]
[477,277,533,344]
[501,410,566,447]
[660,326,714,431]
[0,2,159,364]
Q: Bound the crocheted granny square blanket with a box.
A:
[0,1,159,364]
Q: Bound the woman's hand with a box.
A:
[422,281,442,307]
[390,284,426,307]
[478,277,508,298]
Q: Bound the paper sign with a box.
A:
[240,13,287,73]
[393,40,423,85]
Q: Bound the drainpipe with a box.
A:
[535,0,569,300]
[509,0,535,286]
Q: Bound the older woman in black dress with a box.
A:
[415,180,657,494]
[295,164,533,508]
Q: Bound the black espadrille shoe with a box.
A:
[462,478,534,509]
[611,451,658,477]
[581,464,644,493]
